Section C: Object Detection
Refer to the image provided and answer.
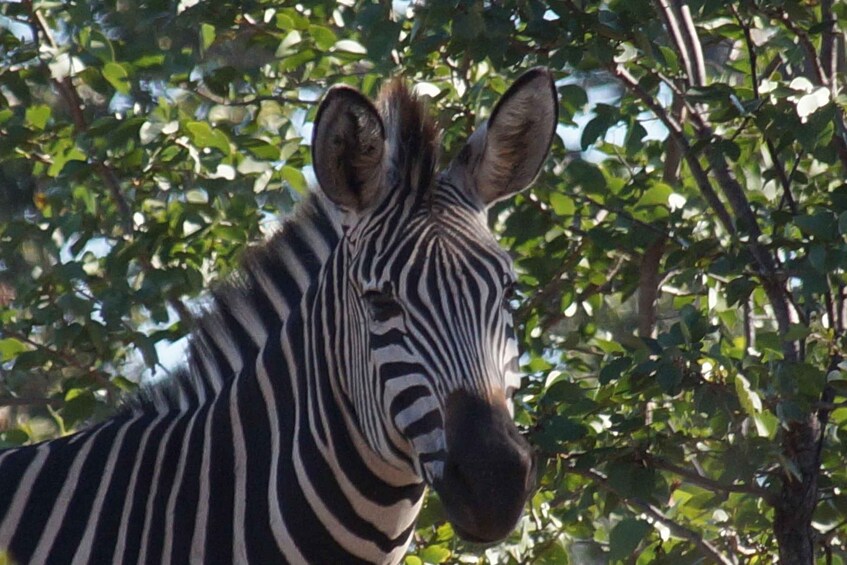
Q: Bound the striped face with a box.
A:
[312,68,558,543]
[345,188,523,480]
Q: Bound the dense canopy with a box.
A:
[2,0,847,562]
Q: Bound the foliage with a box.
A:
[3,0,847,563]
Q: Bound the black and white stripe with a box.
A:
[0,68,558,563]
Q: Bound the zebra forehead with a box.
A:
[364,222,513,285]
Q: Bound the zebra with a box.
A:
[0,67,558,564]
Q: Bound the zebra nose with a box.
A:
[433,390,536,543]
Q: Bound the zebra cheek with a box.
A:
[431,389,536,543]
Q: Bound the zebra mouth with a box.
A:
[432,390,537,543]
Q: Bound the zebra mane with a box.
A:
[129,194,342,413]
[377,79,440,199]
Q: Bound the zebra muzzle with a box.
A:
[432,389,536,544]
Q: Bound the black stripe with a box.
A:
[143,414,192,565]
[0,446,38,527]
[89,414,157,564]
[402,409,442,438]
[8,432,83,562]
[240,349,285,563]
[169,403,211,564]
[204,382,235,564]
[45,419,122,563]
[389,384,432,416]
[122,414,178,563]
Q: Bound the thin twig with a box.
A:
[569,466,736,565]
[0,396,63,408]
[26,2,194,327]
[611,65,735,234]
[643,453,773,502]
[731,5,797,214]
[192,86,317,107]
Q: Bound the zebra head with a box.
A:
[311,69,558,543]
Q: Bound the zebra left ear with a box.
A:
[449,68,558,206]
[312,86,387,213]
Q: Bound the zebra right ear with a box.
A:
[447,68,558,207]
[312,86,387,213]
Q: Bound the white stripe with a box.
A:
[0,446,50,548]
[189,403,215,562]
[230,377,249,564]
[258,338,307,563]
[160,407,205,564]
[113,412,168,563]
[136,416,181,565]
[30,426,107,564]
[251,265,291,318]
[71,418,138,565]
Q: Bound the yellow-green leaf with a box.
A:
[103,62,131,94]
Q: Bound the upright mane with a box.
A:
[129,195,341,413]
[130,79,439,414]
[376,80,440,198]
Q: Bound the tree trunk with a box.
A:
[774,417,823,564]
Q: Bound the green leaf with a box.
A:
[185,121,231,155]
[559,84,588,115]
[102,62,131,94]
[795,211,838,241]
[549,193,575,216]
[241,139,281,160]
[25,104,51,130]
[735,374,762,415]
[637,182,672,207]
[0,338,28,362]
[200,23,216,50]
[609,518,651,561]
[0,428,30,448]
[282,165,307,194]
[111,376,138,392]
[417,545,451,564]
[600,356,632,385]
[309,25,337,51]
[62,389,97,429]
[534,415,588,452]
[656,361,683,395]
[568,160,607,193]
[333,39,367,54]
[534,537,570,564]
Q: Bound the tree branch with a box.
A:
[27,3,193,327]
[643,453,774,502]
[611,65,735,235]
[569,466,736,565]
[764,7,847,172]
[0,396,63,408]
[672,0,706,86]
[731,5,798,214]
[653,0,703,87]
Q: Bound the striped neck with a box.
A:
[130,194,342,413]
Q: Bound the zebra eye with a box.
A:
[363,288,403,322]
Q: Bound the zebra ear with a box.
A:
[312,86,387,213]
[450,68,558,206]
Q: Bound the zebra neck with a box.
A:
[133,193,342,413]
[254,272,424,563]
